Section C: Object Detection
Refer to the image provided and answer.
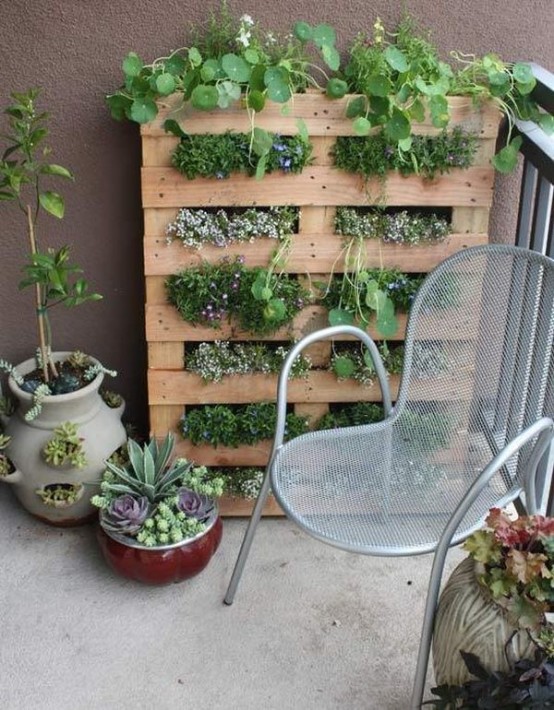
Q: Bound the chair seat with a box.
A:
[271,422,515,556]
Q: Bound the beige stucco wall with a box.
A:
[0,0,552,427]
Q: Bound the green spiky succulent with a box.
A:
[67,350,92,369]
[101,389,123,409]
[43,421,87,468]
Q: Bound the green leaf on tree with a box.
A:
[39,191,64,219]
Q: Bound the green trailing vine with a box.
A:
[166,256,309,336]
[170,131,312,180]
[166,206,299,249]
[334,207,451,244]
[186,341,311,382]
[180,402,309,447]
[42,422,87,469]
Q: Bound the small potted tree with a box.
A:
[0,89,126,525]
[92,434,224,584]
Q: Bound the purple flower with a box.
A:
[215,171,226,179]
[273,143,286,152]
[384,146,395,159]
[176,487,214,522]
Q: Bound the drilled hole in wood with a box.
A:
[323,109,329,115]
[159,193,164,198]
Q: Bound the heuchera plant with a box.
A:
[464,508,554,629]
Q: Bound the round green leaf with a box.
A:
[328,308,354,326]
[516,80,536,96]
[221,54,251,83]
[376,312,398,338]
[264,298,286,322]
[539,114,554,135]
[385,108,411,141]
[200,59,220,82]
[188,47,202,67]
[346,96,367,119]
[353,116,372,135]
[190,84,218,111]
[313,24,336,48]
[251,278,266,300]
[260,287,273,301]
[129,97,158,123]
[322,45,340,72]
[155,73,176,96]
[429,95,449,128]
[163,119,186,138]
[264,66,288,86]
[266,78,291,104]
[491,138,522,174]
[488,70,509,87]
[333,356,356,379]
[367,75,393,98]
[409,98,426,123]
[293,21,313,42]
[39,191,64,219]
[326,78,348,99]
[244,49,259,65]
[398,136,413,152]
[165,53,187,76]
[384,45,409,73]
[252,127,273,157]
[247,90,266,112]
[122,52,143,77]
[513,62,534,84]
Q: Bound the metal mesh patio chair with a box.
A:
[224,244,554,708]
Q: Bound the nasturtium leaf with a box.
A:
[367,75,393,98]
[163,119,186,138]
[376,311,398,338]
[190,84,218,110]
[328,308,354,327]
[353,116,372,135]
[293,21,313,43]
[333,356,356,379]
[346,96,367,119]
[384,45,409,73]
[200,59,220,82]
[369,95,390,117]
[363,350,375,373]
[384,108,411,141]
[396,84,412,104]
[181,69,200,99]
[359,272,371,285]
[313,24,336,47]
[296,118,309,143]
[429,95,449,128]
[516,79,536,96]
[39,191,64,219]
[488,69,509,86]
[122,52,143,77]
[264,66,288,86]
[322,45,340,72]
[244,49,259,65]
[247,90,266,112]
[41,164,73,180]
[155,73,176,95]
[251,277,266,300]
[255,154,268,180]
[222,54,251,83]
[492,136,522,174]
[513,62,534,85]
[415,77,431,96]
[326,78,348,99]
[216,88,231,109]
[398,136,413,152]
[539,113,554,135]
[260,287,273,301]
[266,78,291,103]
[165,53,187,76]
[264,298,286,322]
[222,81,241,101]
[409,98,426,123]
[252,127,273,157]
[188,47,202,67]
[130,97,158,123]
[106,94,132,121]
[249,64,267,91]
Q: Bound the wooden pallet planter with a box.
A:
[140,92,501,516]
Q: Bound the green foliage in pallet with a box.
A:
[42,421,87,469]
[166,205,298,249]
[187,341,311,383]
[333,127,477,180]
[334,207,451,245]
[166,256,309,336]
[316,402,385,430]
[180,402,309,448]
[170,131,312,180]
[330,342,404,386]
[207,467,266,500]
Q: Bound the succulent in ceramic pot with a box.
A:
[93,434,225,584]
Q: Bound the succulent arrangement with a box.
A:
[42,422,87,469]
[166,206,298,249]
[463,509,554,629]
[36,483,83,507]
[92,434,224,547]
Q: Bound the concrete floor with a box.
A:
[0,486,464,710]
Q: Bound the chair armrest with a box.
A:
[271,325,393,451]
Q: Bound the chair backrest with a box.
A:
[394,244,554,492]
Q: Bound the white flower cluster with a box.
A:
[335,208,451,245]
[237,14,254,48]
[411,341,450,379]
[166,206,298,249]
[220,467,265,499]
[187,340,311,383]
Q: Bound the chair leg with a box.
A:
[223,468,273,606]
[409,545,450,709]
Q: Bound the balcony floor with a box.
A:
[0,487,465,710]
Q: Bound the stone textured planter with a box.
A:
[96,508,223,584]
[433,556,536,685]
[0,352,127,526]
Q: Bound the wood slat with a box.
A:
[141,93,501,138]
[141,166,495,208]
[149,405,183,436]
[144,233,489,275]
[147,342,183,369]
[174,438,271,466]
[218,495,283,517]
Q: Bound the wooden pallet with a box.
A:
[140,92,500,515]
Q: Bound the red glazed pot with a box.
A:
[97,508,223,585]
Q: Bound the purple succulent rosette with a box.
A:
[176,488,214,522]
[102,494,151,535]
